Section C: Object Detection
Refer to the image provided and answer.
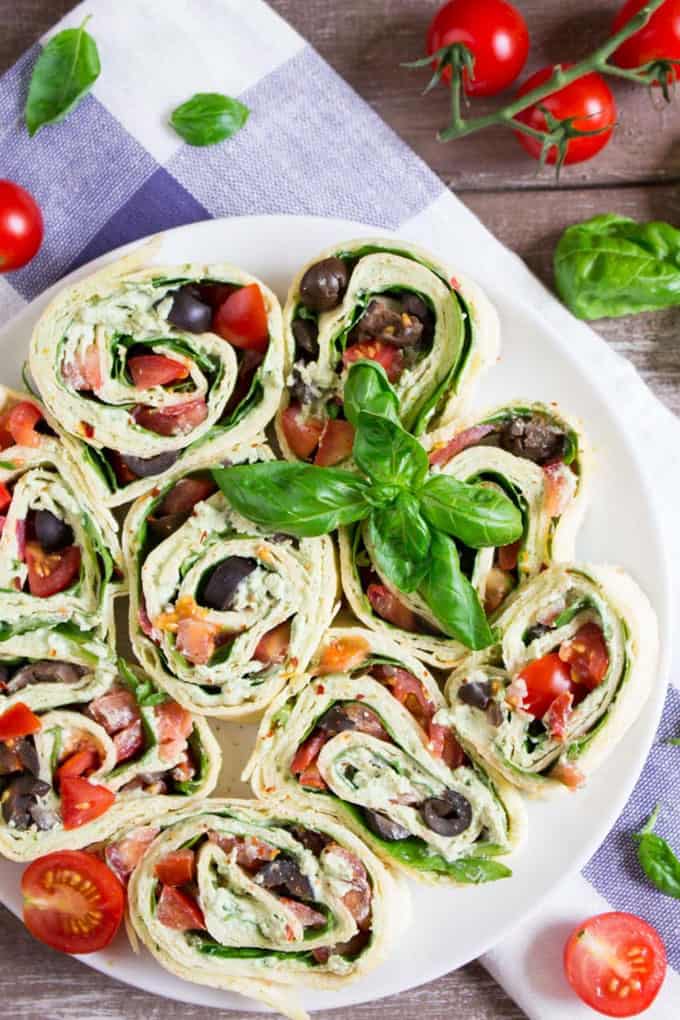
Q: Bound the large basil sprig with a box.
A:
[214,361,522,649]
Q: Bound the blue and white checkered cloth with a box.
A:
[1,2,678,1016]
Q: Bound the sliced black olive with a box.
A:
[486,701,504,727]
[6,659,87,694]
[457,679,492,711]
[292,318,319,361]
[499,414,567,466]
[524,623,550,643]
[119,450,180,479]
[200,557,257,611]
[401,294,429,321]
[0,663,9,687]
[528,718,547,738]
[16,738,40,777]
[167,284,213,333]
[32,510,73,553]
[255,855,314,901]
[420,790,472,836]
[0,743,22,776]
[299,258,349,312]
[288,825,331,856]
[318,705,356,735]
[362,808,410,842]
[354,298,424,348]
[1,775,50,830]
[29,801,59,831]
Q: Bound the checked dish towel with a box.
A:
[0,2,678,1017]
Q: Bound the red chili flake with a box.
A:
[450,276,460,290]
[82,422,94,438]
[315,684,325,695]
[356,693,365,701]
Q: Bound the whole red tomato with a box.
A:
[612,0,680,79]
[513,66,616,165]
[0,180,43,272]
[426,0,529,97]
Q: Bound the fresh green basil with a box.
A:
[555,213,680,319]
[353,411,428,489]
[170,92,249,147]
[25,18,101,137]
[419,532,494,649]
[633,804,680,899]
[420,475,523,549]
[343,361,399,427]
[366,494,431,593]
[212,462,371,537]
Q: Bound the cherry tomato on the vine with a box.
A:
[426,0,529,97]
[0,180,43,272]
[612,0,680,78]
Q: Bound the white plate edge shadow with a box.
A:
[0,214,671,1015]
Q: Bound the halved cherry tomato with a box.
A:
[343,341,403,382]
[212,283,269,352]
[154,848,195,886]
[254,620,291,664]
[429,723,466,769]
[0,401,42,448]
[560,623,609,691]
[55,748,99,786]
[291,731,328,776]
[518,652,574,718]
[0,701,41,740]
[157,885,206,931]
[564,912,667,1017]
[0,482,11,511]
[176,616,217,665]
[133,397,207,436]
[26,543,81,598]
[62,345,102,392]
[128,354,189,388]
[159,476,216,516]
[281,403,324,459]
[315,419,355,466]
[613,0,680,80]
[22,850,124,954]
[60,777,115,830]
[316,635,370,675]
[428,424,496,466]
[367,584,417,631]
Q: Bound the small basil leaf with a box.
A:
[633,805,680,899]
[170,92,250,147]
[212,462,371,537]
[419,531,494,649]
[25,18,101,136]
[354,411,428,489]
[344,361,400,427]
[420,475,523,549]
[367,494,431,593]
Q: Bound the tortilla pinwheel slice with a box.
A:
[276,237,498,465]
[0,632,116,713]
[442,564,658,796]
[338,401,591,671]
[0,387,122,645]
[29,246,285,507]
[123,443,338,718]
[0,662,220,861]
[245,627,526,884]
[120,799,407,1020]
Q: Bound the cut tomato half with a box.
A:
[281,404,324,460]
[315,419,355,466]
[212,283,269,352]
[26,543,81,598]
[156,885,206,931]
[60,777,115,830]
[128,354,189,388]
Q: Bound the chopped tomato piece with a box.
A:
[128,354,189,388]
[0,482,11,511]
[297,761,327,790]
[88,688,140,735]
[559,623,609,691]
[340,703,390,740]
[497,540,521,572]
[105,826,159,885]
[279,897,326,928]
[366,584,417,631]
[212,283,269,352]
[321,844,371,929]
[157,885,205,931]
[62,345,102,392]
[154,848,195,886]
[155,700,193,762]
[0,701,41,740]
[429,723,466,769]
[428,424,496,466]
[254,621,291,665]
[551,760,586,789]
[55,748,99,785]
[176,616,218,665]
[113,719,144,763]
[133,397,207,436]
[543,461,576,517]
[518,652,574,719]
[26,543,81,598]
[1,401,42,448]
[372,665,434,728]
[281,404,324,460]
[315,419,355,466]
[343,340,403,382]
[60,777,115,829]
[545,690,573,741]
[159,476,216,516]
[291,731,328,776]
[15,517,26,559]
[316,635,370,675]
[208,832,279,868]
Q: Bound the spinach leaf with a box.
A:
[555,214,680,319]
[419,531,494,649]
[170,92,249,147]
[353,411,428,489]
[420,475,523,549]
[633,804,680,899]
[343,361,399,427]
[212,462,371,537]
[367,493,431,593]
[25,18,101,136]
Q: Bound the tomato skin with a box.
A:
[0,180,43,272]
[1,401,43,448]
[0,701,41,740]
[157,885,206,931]
[0,482,12,511]
[564,912,667,1017]
[60,776,115,830]
[514,67,616,165]
[281,403,324,460]
[343,341,403,382]
[154,849,195,886]
[314,419,355,466]
[291,731,328,776]
[55,748,99,786]
[253,621,291,664]
[613,0,680,76]
[429,723,466,768]
[367,584,417,631]
[518,651,575,718]
[426,0,529,97]
[26,543,81,598]
[560,623,609,691]
[133,396,208,437]
[159,476,216,516]
[128,354,189,388]
[316,635,370,675]
[212,283,269,352]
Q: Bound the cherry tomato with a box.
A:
[297,761,327,790]
[366,584,417,631]
[159,476,216,516]
[55,748,99,786]
[316,635,370,675]
[314,419,355,466]
[372,665,434,728]
[291,731,328,776]
[0,180,43,272]
[0,482,12,511]
[564,912,667,1016]
[60,776,115,829]
[559,623,609,691]
[254,621,291,664]
[156,885,205,931]
[343,341,404,383]
[0,701,41,740]
[212,283,269,352]
[518,651,574,718]
[128,354,189,388]
[426,0,529,97]
[545,689,573,740]
[280,404,324,460]
[514,67,616,165]
[154,849,196,886]
[133,396,208,436]
[613,0,680,78]
[22,850,124,954]
[26,543,81,598]
[0,401,43,449]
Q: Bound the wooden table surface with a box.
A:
[1,2,677,1018]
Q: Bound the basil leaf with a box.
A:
[25,18,101,136]
[419,531,494,649]
[554,213,680,319]
[354,411,428,489]
[367,494,431,593]
[212,462,371,537]
[633,805,680,899]
[344,361,399,427]
[420,475,523,549]
[170,92,249,147]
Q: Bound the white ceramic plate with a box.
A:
[0,215,670,1015]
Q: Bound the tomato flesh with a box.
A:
[154,849,196,886]
[176,616,217,665]
[254,621,291,664]
[26,543,81,598]
[564,912,667,1016]
[429,723,466,769]
[212,283,269,352]
[128,354,189,388]
[372,665,434,728]
[518,652,574,718]
[60,776,115,830]
[0,180,43,272]
[367,584,417,631]
[316,635,370,675]
[1,401,43,448]
[0,701,41,740]
[560,623,609,691]
[281,403,324,460]
[0,482,12,511]
[159,476,216,516]
[613,0,680,78]
[291,731,328,777]
[133,397,208,436]
[343,341,403,382]
[315,419,355,466]
[55,748,99,786]
[157,885,205,931]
